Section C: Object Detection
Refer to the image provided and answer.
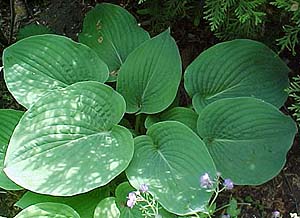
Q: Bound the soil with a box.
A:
[0,0,299,218]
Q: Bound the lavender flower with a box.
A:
[140,184,149,193]
[127,192,137,209]
[272,210,280,218]
[223,178,234,190]
[200,173,213,189]
[221,214,230,218]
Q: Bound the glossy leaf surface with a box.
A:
[3,34,109,108]
[94,197,120,218]
[16,187,110,217]
[79,3,149,81]
[0,109,23,190]
[14,202,80,218]
[4,82,134,196]
[117,30,181,114]
[184,39,290,112]
[197,97,297,185]
[126,121,217,215]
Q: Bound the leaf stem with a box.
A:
[214,202,251,213]
[135,113,142,133]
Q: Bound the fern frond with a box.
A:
[234,0,266,25]
[204,0,238,31]
[288,76,300,122]
[277,25,300,55]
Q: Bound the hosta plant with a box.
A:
[0,3,297,218]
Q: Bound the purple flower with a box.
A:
[223,179,234,190]
[126,192,137,209]
[200,173,213,189]
[221,214,230,218]
[272,211,280,218]
[140,184,149,193]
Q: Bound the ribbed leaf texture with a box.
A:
[184,39,290,113]
[126,121,217,215]
[117,30,181,114]
[197,97,297,185]
[4,82,134,196]
[79,3,150,81]
[3,34,109,108]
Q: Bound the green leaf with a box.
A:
[0,109,24,147]
[197,97,297,185]
[226,198,240,217]
[94,197,120,218]
[3,34,109,108]
[4,81,134,196]
[184,39,290,113]
[126,121,217,215]
[14,202,80,218]
[17,24,54,41]
[16,187,110,218]
[0,109,24,190]
[145,107,198,132]
[117,30,182,114]
[115,182,143,218]
[79,3,150,81]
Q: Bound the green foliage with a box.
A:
[116,29,181,114]
[0,3,296,217]
[3,35,109,108]
[0,110,23,190]
[204,0,266,39]
[79,3,149,81]
[203,0,300,54]
[16,23,54,41]
[136,0,202,33]
[126,121,217,215]
[16,187,111,217]
[136,0,300,54]
[271,0,300,55]
[145,107,198,132]
[226,198,241,217]
[288,76,300,122]
[14,202,80,218]
[184,39,290,112]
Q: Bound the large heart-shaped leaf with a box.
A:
[16,187,110,217]
[126,121,217,215]
[79,3,150,81]
[94,197,120,218]
[3,34,109,108]
[117,30,182,114]
[0,109,24,190]
[4,81,134,196]
[184,39,290,113]
[14,202,80,218]
[197,97,297,185]
[145,107,198,132]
